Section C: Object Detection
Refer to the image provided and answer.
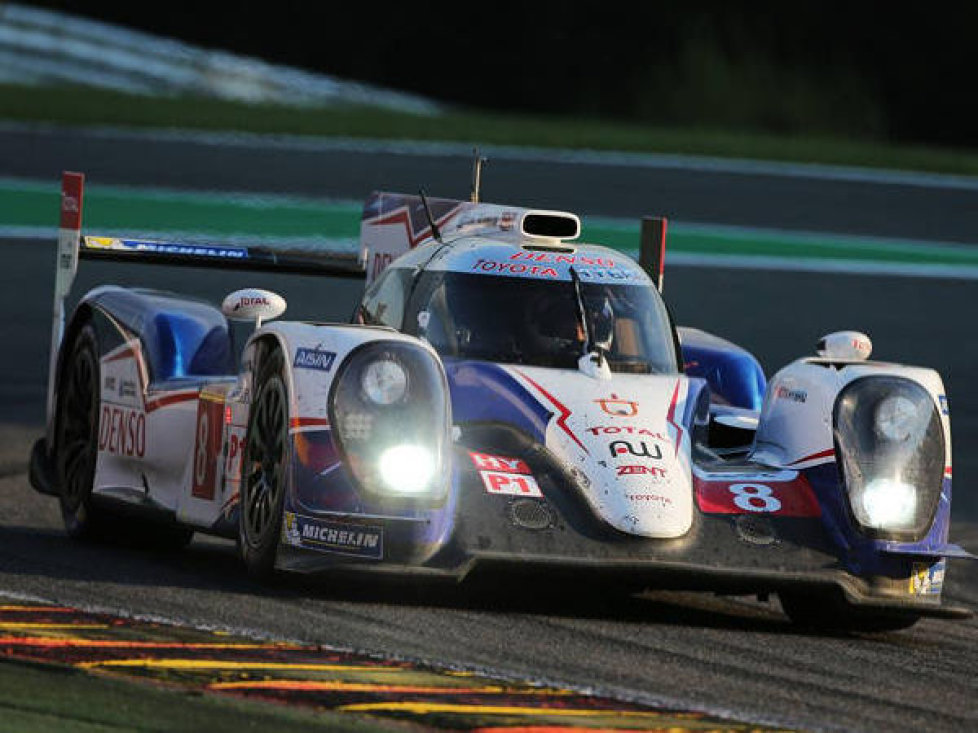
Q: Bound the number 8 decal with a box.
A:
[195,410,209,486]
[729,483,782,513]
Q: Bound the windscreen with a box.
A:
[409,272,678,373]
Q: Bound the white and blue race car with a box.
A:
[30,170,972,631]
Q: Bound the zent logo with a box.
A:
[617,465,665,477]
[608,440,662,460]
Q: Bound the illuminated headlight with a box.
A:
[834,377,944,539]
[379,445,435,493]
[361,358,408,405]
[330,341,450,501]
[860,479,918,529]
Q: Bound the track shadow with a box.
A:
[0,520,932,640]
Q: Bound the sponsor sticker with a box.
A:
[471,258,558,278]
[626,493,673,504]
[909,560,945,596]
[283,512,383,559]
[695,476,821,517]
[617,464,666,478]
[84,238,248,259]
[98,406,146,458]
[594,394,638,417]
[939,395,949,415]
[776,386,807,403]
[192,396,224,500]
[468,451,530,474]
[479,470,543,498]
[508,252,616,267]
[587,426,666,438]
[609,440,662,460]
[293,348,336,372]
[469,451,542,497]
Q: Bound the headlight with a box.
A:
[361,358,408,405]
[330,341,450,501]
[834,377,944,539]
[378,445,436,494]
[875,394,921,442]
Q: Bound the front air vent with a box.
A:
[507,499,554,530]
[521,210,581,240]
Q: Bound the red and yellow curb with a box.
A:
[0,602,790,732]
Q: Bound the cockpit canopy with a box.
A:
[360,267,679,374]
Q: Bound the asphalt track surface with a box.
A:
[1,126,977,731]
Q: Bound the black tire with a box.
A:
[779,590,920,633]
[55,323,106,539]
[238,348,289,579]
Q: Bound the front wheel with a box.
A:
[779,590,920,633]
[238,348,289,579]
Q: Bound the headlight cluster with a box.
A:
[834,377,944,539]
[330,341,451,500]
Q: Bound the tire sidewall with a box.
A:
[56,323,101,538]
[238,349,290,577]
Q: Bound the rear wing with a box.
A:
[45,171,366,428]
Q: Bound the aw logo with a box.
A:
[609,440,662,460]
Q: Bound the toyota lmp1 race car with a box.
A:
[30,168,972,632]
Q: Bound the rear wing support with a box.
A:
[45,172,85,432]
[639,216,668,292]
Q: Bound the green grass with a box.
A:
[5,84,978,176]
[0,659,390,732]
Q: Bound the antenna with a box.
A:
[418,188,443,243]
[470,148,488,203]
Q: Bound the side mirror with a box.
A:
[816,331,872,361]
[221,289,287,329]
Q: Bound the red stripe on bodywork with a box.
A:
[289,417,330,429]
[665,379,684,456]
[372,204,462,248]
[103,345,138,364]
[145,391,198,413]
[789,449,835,465]
[516,371,587,454]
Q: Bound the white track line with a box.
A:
[4,120,978,191]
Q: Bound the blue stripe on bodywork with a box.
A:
[443,359,552,441]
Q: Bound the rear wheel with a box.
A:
[779,590,920,632]
[55,323,106,539]
[238,348,289,578]
[55,323,195,549]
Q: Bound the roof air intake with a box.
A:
[521,210,581,240]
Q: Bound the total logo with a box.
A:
[594,394,638,417]
[234,297,270,310]
[588,426,665,439]
[608,439,662,460]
